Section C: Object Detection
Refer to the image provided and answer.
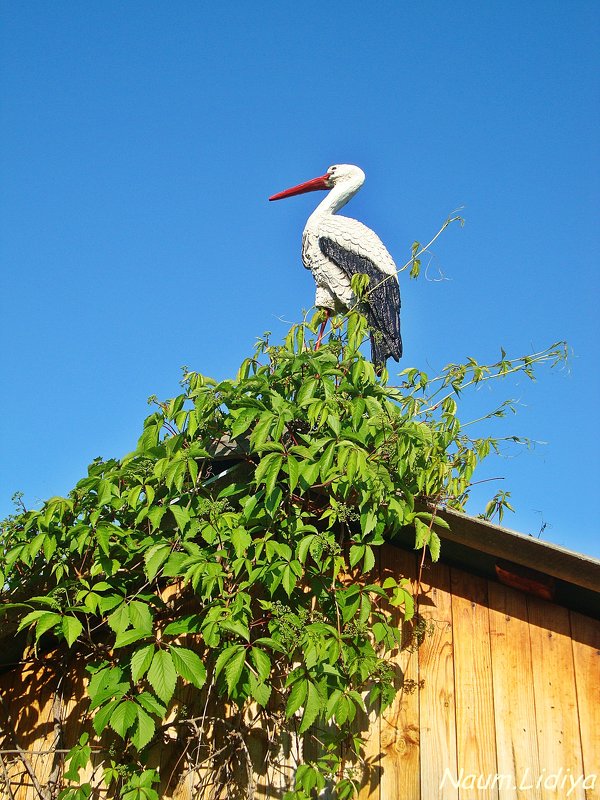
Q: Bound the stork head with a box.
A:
[269,164,365,201]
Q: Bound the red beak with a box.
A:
[269,172,331,201]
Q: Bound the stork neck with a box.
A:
[308,178,363,222]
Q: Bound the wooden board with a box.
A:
[451,567,499,800]
[379,547,420,800]
[418,560,458,800]
[488,581,542,799]
[570,611,600,800]
[527,596,586,800]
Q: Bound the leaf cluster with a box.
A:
[0,312,566,799]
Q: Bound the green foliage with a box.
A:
[0,312,565,798]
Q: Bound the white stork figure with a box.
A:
[269,164,402,368]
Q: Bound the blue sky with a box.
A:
[1,2,599,557]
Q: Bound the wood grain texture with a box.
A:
[418,561,458,800]
[570,611,600,800]
[1,541,599,800]
[527,596,586,800]
[379,547,420,800]
[451,567,499,800]
[488,581,542,800]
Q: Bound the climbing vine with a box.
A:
[0,311,565,800]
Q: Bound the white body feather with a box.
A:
[297,165,398,311]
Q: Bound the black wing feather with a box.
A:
[319,237,402,366]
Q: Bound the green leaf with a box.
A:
[286,455,300,492]
[131,645,155,683]
[95,524,112,556]
[107,603,130,635]
[114,628,150,649]
[297,378,317,406]
[255,452,283,497]
[144,543,171,582]
[170,504,190,532]
[250,647,271,682]
[230,407,258,438]
[349,545,364,568]
[62,616,83,647]
[414,517,430,549]
[214,645,240,680]
[136,692,166,717]
[92,699,120,736]
[285,679,307,718]
[109,700,138,738]
[249,673,271,707]
[299,681,323,733]
[428,531,441,561]
[169,646,207,689]
[224,647,246,695]
[147,650,177,705]
[131,705,156,750]
[363,545,375,573]
[230,527,252,558]
[128,601,153,634]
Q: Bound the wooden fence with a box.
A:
[1,542,598,799]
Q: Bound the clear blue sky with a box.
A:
[1,2,599,557]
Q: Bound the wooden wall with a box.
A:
[1,544,598,800]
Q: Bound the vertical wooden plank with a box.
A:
[570,611,600,800]
[356,689,381,800]
[528,597,586,800]
[488,581,542,800]
[418,561,458,800]
[451,567,499,800]
[379,546,420,800]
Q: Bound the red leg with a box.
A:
[315,309,330,350]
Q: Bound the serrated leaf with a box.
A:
[62,616,83,647]
[349,545,364,568]
[163,615,202,635]
[131,645,155,683]
[286,455,300,492]
[252,636,286,654]
[363,545,375,573]
[230,407,258,438]
[221,618,250,641]
[147,650,177,705]
[250,647,271,682]
[136,692,166,717]
[95,524,111,556]
[428,531,441,562]
[109,700,138,738]
[131,705,155,750]
[128,601,153,634]
[144,543,171,582]
[299,681,322,733]
[285,679,307,718]
[230,527,252,558]
[35,611,62,641]
[249,673,272,707]
[297,378,317,406]
[296,534,316,564]
[169,646,207,689]
[114,628,150,649]
[92,699,120,735]
[224,647,246,695]
[414,517,430,549]
[214,645,240,679]
[107,603,130,635]
[170,504,189,532]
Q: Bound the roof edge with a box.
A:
[433,507,600,595]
